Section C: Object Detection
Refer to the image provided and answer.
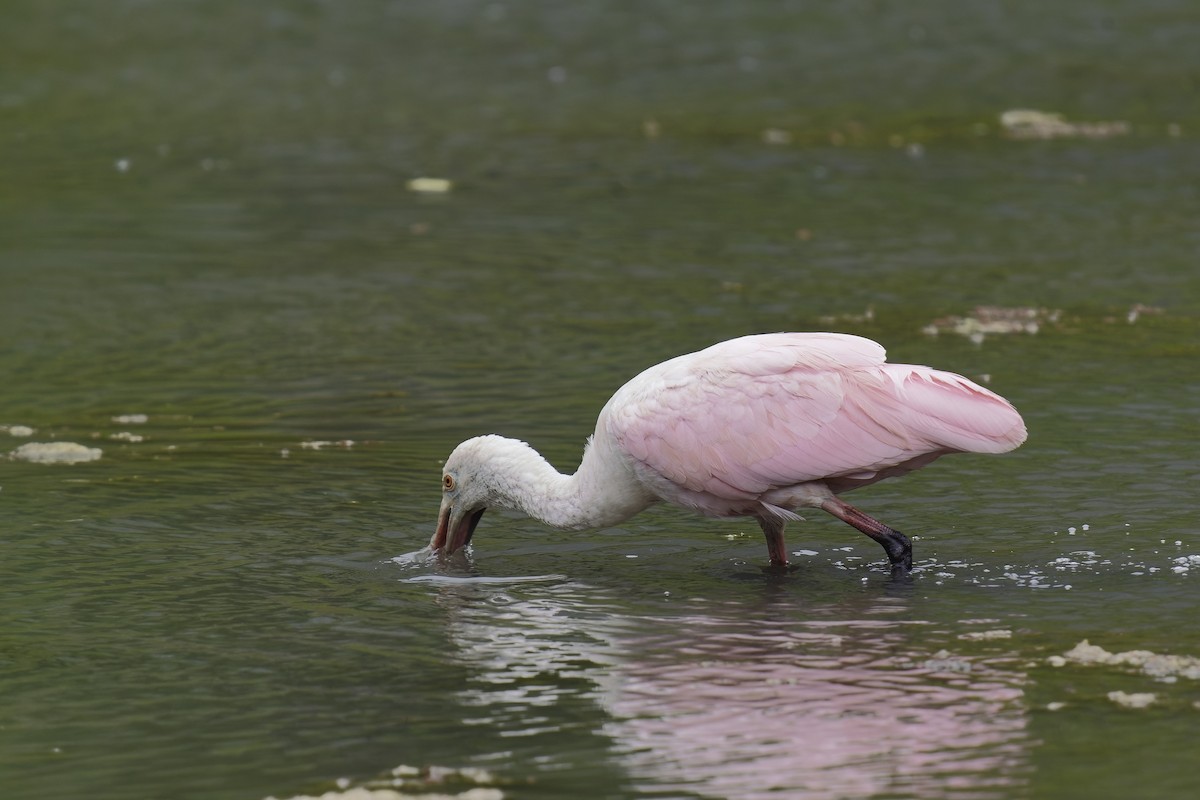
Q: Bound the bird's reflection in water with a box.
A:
[421,576,1031,799]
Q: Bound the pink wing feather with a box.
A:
[602,333,1026,515]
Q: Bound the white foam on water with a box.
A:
[266,786,502,800]
[999,109,1130,140]
[301,440,355,450]
[10,442,102,464]
[959,629,1013,641]
[1107,691,1156,709]
[1051,640,1200,681]
[262,764,504,800]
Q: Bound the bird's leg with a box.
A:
[756,517,790,567]
[820,496,912,571]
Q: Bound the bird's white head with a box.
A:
[429,436,502,556]
[430,430,649,556]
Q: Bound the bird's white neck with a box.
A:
[472,435,656,531]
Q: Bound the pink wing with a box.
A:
[603,333,1026,515]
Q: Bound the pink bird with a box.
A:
[431,333,1026,570]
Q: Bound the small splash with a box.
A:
[389,546,570,586]
[10,442,102,464]
[112,413,149,424]
[390,547,438,568]
[2,424,35,436]
[912,535,1200,590]
[110,432,145,443]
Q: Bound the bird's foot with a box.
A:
[820,497,912,571]
[881,529,912,572]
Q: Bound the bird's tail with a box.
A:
[883,364,1027,454]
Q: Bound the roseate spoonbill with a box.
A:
[431,333,1026,570]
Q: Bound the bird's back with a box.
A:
[600,333,1026,515]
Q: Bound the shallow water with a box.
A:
[3,2,1200,799]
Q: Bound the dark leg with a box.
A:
[756,517,790,567]
[820,496,912,571]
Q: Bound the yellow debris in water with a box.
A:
[407,177,453,193]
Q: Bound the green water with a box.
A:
[3,2,1199,799]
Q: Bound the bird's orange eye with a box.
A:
[443,474,455,491]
